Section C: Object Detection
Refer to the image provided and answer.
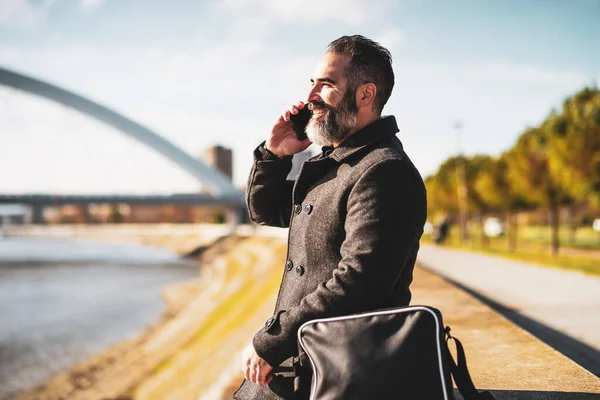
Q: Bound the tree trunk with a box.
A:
[569,225,577,245]
[539,209,545,242]
[505,212,517,252]
[568,205,577,246]
[479,213,489,247]
[549,202,560,256]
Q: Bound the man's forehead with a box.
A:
[312,52,350,82]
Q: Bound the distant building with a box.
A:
[200,145,233,181]
[0,204,30,226]
[288,150,313,180]
[125,205,227,224]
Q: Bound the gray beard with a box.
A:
[305,109,357,147]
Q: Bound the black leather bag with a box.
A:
[295,305,495,400]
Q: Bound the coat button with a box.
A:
[304,204,313,214]
[294,204,302,214]
[265,317,275,329]
[296,265,305,276]
[285,260,293,271]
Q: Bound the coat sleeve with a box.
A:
[252,159,427,367]
[245,143,295,228]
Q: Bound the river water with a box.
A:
[0,236,199,399]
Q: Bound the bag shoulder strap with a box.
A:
[445,327,496,400]
[293,352,311,399]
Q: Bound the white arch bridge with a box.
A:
[0,66,246,223]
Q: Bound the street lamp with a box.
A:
[454,122,470,246]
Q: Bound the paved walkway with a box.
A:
[417,244,600,377]
[410,267,600,398]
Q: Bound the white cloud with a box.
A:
[161,40,266,88]
[388,60,593,177]
[217,0,396,25]
[0,0,52,28]
[0,92,205,194]
[455,61,587,91]
[79,0,105,12]
[0,86,73,126]
[375,28,404,52]
[223,14,273,39]
[0,46,22,63]
[0,38,317,192]
[260,0,373,25]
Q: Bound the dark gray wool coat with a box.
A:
[234,116,427,400]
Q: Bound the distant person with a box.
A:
[235,35,427,399]
[433,215,451,244]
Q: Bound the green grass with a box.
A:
[517,225,600,249]
[423,227,600,276]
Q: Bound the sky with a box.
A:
[1,0,599,194]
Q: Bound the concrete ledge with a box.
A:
[411,266,600,398]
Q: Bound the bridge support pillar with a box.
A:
[226,206,248,227]
[31,204,46,224]
[76,205,92,224]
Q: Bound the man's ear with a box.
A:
[356,83,377,109]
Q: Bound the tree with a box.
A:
[546,87,600,242]
[425,157,462,219]
[107,205,124,223]
[547,88,600,204]
[474,154,529,251]
[461,155,495,246]
[425,86,598,254]
[426,155,497,246]
[505,128,568,255]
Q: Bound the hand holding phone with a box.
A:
[290,103,313,141]
[266,102,312,157]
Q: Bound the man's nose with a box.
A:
[306,85,321,103]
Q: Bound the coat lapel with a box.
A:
[292,157,334,204]
[292,116,400,205]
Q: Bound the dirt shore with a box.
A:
[7,227,287,400]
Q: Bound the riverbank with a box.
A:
[0,254,197,399]
[6,225,288,400]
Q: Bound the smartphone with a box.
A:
[290,104,313,141]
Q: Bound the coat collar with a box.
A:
[320,115,399,162]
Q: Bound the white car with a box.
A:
[423,221,434,235]
[484,217,504,237]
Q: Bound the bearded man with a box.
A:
[234,35,427,400]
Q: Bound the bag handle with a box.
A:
[445,327,495,400]
[293,352,311,400]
